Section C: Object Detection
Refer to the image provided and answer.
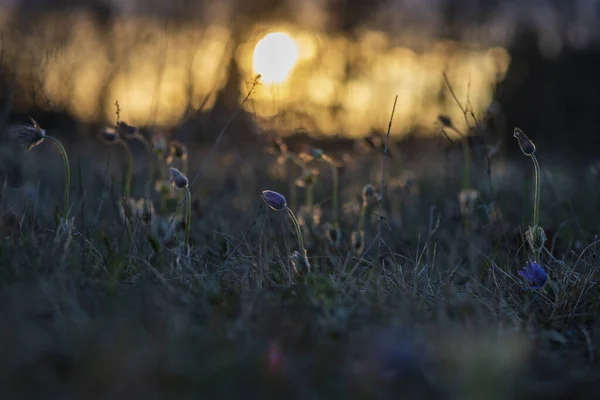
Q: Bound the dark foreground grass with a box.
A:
[0,131,599,400]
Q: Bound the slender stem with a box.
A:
[462,138,471,189]
[46,136,70,220]
[322,156,339,225]
[119,141,133,198]
[182,157,188,177]
[184,187,192,250]
[134,133,153,199]
[285,205,306,255]
[306,183,314,209]
[379,95,398,266]
[531,154,540,227]
[357,202,367,233]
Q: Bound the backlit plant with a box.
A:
[261,189,310,274]
[11,116,71,222]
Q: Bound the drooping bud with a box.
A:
[169,167,189,190]
[261,190,287,211]
[100,127,119,144]
[362,184,379,206]
[513,128,536,155]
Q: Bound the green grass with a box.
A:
[0,133,599,400]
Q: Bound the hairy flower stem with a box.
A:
[357,201,367,233]
[284,205,308,263]
[531,154,541,227]
[184,187,192,250]
[133,133,154,209]
[119,141,134,198]
[306,183,314,210]
[45,136,70,220]
[321,156,339,226]
[462,139,471,190]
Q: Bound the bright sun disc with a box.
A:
[253,32,299,84]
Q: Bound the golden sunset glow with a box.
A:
[253,32,299,84]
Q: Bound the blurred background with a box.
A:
[0,0,599,157]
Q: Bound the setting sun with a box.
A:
[253,32,299,84]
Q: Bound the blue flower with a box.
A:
[261,190,287,211]
[518,261,547,289]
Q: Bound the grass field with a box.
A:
[0,114,598,400]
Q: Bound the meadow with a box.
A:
[0,98,599,400]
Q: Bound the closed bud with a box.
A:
[100,127,119,143]
[261,190,287,211]
[362,184,379,206]
[290,250,311,275]
[169,167,189,190]
[525,225,546,254]
[513,128,536,155]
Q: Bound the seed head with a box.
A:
[117,121,138,138]
[513,128,536,155]
[169,167,189,190]
[261,190,287,211]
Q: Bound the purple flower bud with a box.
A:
[169,167,189,190]
[261,190,287,211]
[518,261,547,289]
[100,127,119,143]
[513,128,536,155]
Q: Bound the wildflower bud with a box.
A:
[525,225,546,255]
[518,260,547,289]
[100,127,119,143]
[117,121,138,138]
[169,167,189,190]
[290,250,311,275]
[261,190,287,211]
[362,184,379,206]
[311,148,324,159]
[438,114,453,128]
[513,128,536,155]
